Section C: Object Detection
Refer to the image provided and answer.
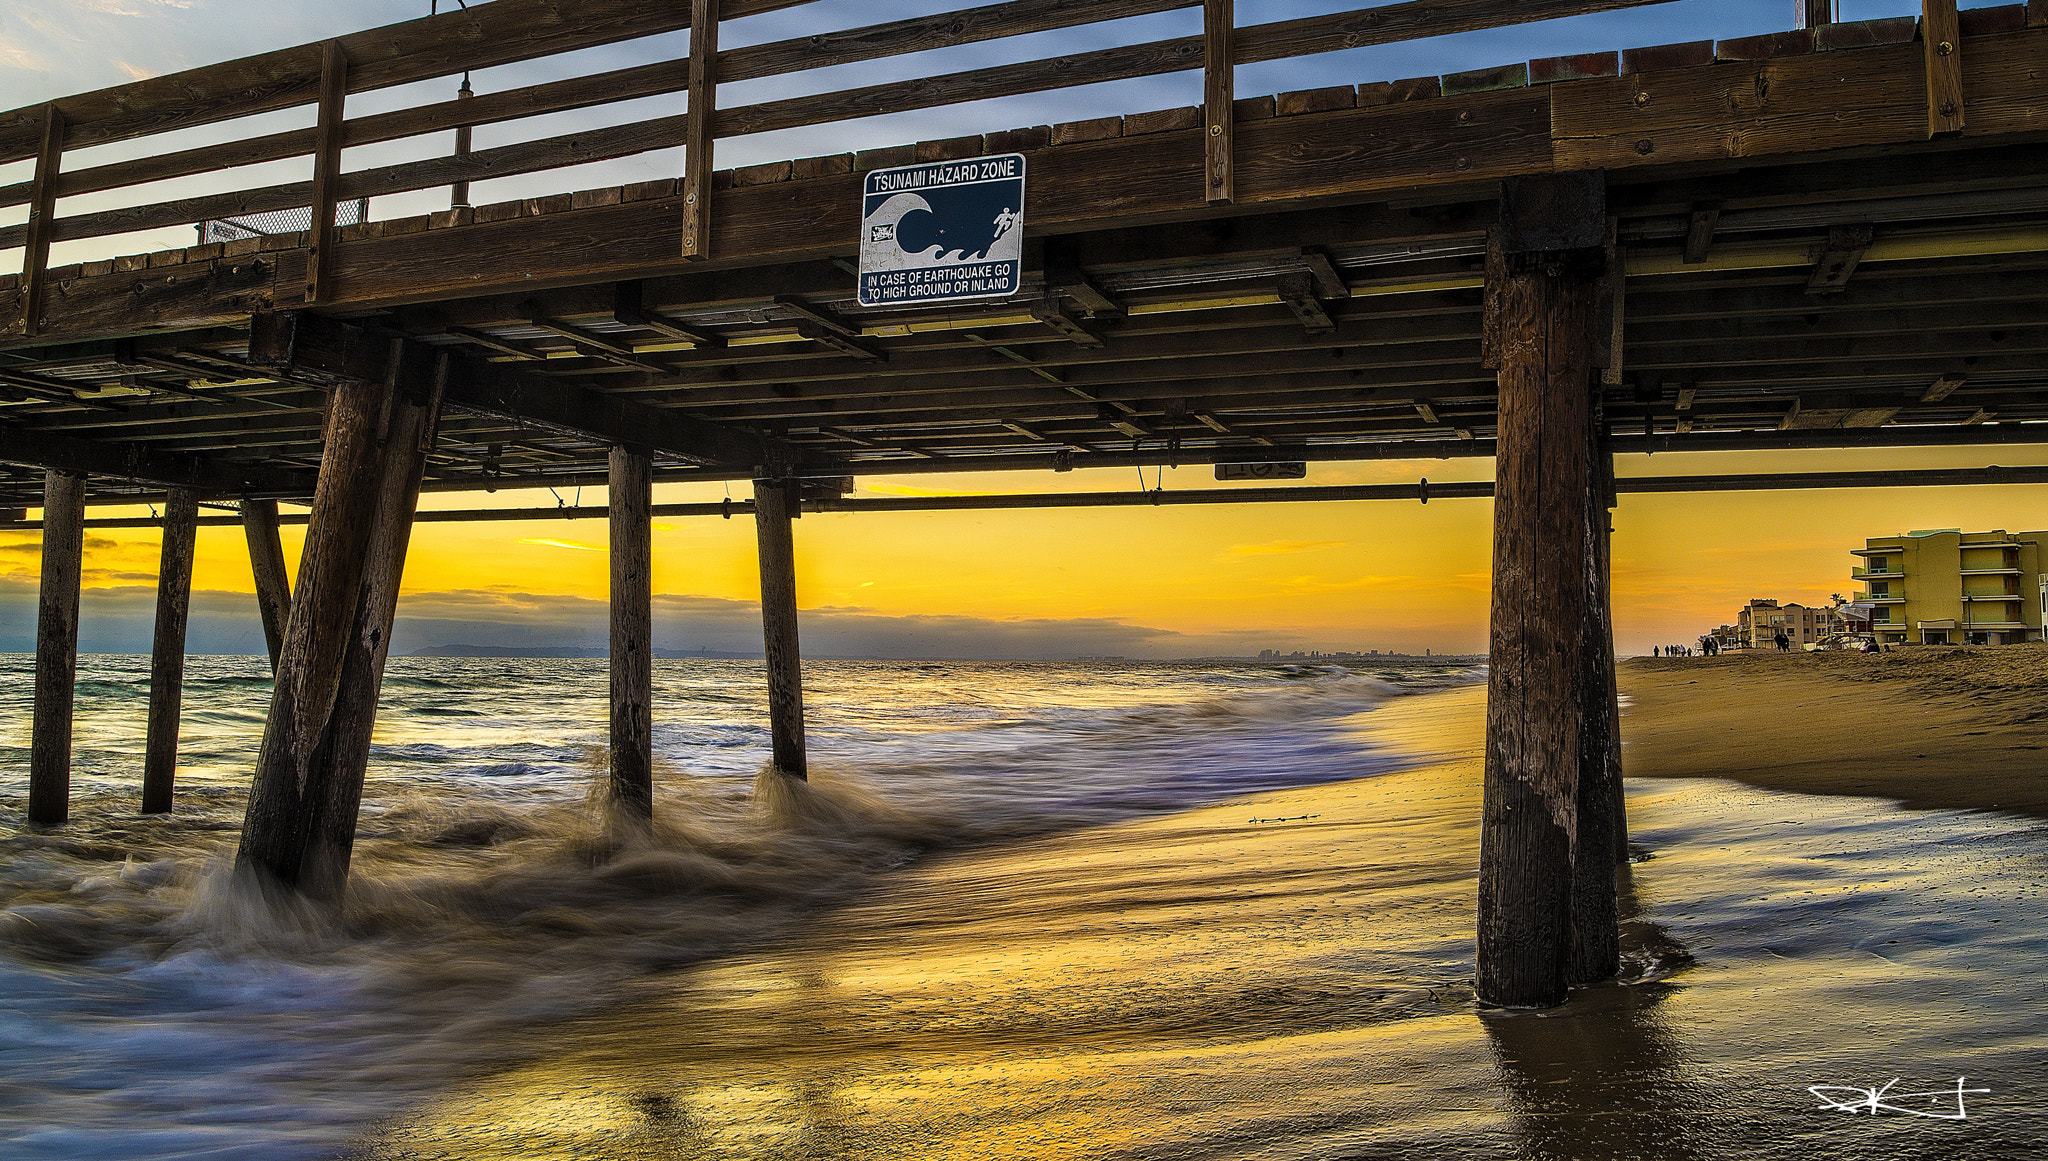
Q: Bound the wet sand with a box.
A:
[352,664,2048,1159]
[1622,643,2048,819]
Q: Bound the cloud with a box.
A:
[516,537,604,552]
[1225,540,1348,558]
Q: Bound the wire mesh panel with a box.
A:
[197,198,369,243]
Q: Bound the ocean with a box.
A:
[2,656,2044,1159]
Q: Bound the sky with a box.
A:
[0,0,2041,660]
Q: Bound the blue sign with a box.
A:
[858,153,1025,308]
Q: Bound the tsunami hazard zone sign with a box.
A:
[857,153,1025,308]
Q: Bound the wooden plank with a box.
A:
[1924,0,1966,136]
[682,0,719,260]
[140,486,198,815]
[242,497,294,673]
[608,444,655,821]
[1963,27,2048,137]
[296,368,434,900]
[6,250,304,350]
[19,106,64,339]
[1205,0,1234,205]
[1801,0,1835,27]
[0,0,808,164]
[28,469,86,826]
[1551,41,1927,171]
[1234,0,1669,65]
[306,41,348,306]
[753,477,807,779]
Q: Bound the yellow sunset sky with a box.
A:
[3,439,2043,659]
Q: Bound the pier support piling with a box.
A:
[1477,173,1605,1008]
[238,343,405,890]
[608,444,655,822]
[296,363,438,900]
[241,497,292,673]
[141,487,198,815]
[28,469,86,826]
[753,478,807,779]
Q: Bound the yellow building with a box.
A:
[1851,529,2048,646]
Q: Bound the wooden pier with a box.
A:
[4,0,2047,1006]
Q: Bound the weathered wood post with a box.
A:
[753,478,807,778]
[1477,172,1606,1007]
[141,487,199,815]
[296,359,439,900]
[28,469,86,826]
[609,444,655,822]
[241,497,292,672]
[1571,409,1623,984]
[237,323,401,890]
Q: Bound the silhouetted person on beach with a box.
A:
[1774,632,1790,652]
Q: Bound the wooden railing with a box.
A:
[0,0,1994,334]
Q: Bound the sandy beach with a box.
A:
[1621,642,2048,819]
[348,649,2048,1159]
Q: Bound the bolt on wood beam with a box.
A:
[1923,0,1965,137]
[681,0,719,259]
[1203,0,1233,205]
[19,105,63,338]
[305,40,348,305]
[1277,272,1334,334]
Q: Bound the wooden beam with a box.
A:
[681,0,719,260]
[1682,206,1719,264]
[608,444,655,821]
[306,40,348,306]
[1204,0,1234,205]
[1276,272,1333,333]
[1923,0,1966,137]
[0,423,311,496]
[1805,224,1874,295]
[1921,373,1967,402]
[141,487,198,815]
[28,469,85,826]
[1800,0,1834,28]
[19,105,63,338]
[297,370,435,900]
[241,497,293,673]
[753,477,807,778]
[615,280,723,347]
[249,311,803,471]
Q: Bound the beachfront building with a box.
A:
[1734,599,1843,650]
[1852,529,2048,646]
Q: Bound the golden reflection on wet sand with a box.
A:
[355,684,2048,1160]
